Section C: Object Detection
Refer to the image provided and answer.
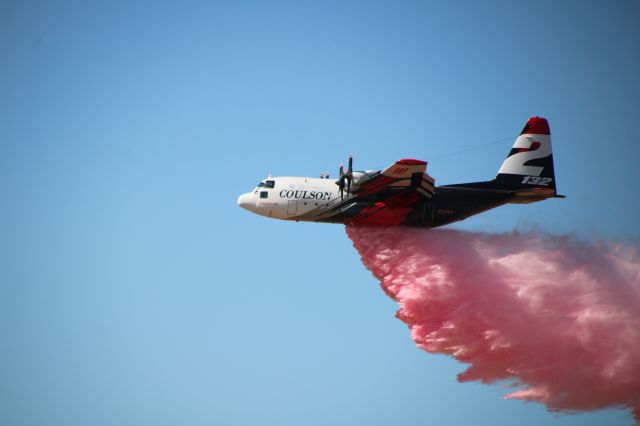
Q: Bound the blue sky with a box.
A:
[1,1,639,425]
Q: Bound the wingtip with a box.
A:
[397,158,427,166]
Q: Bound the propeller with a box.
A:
[346,154,353,193]
[336,154,353,201]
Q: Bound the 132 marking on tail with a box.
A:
[237,116,565,227]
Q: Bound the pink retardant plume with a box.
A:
[346,226,640,422]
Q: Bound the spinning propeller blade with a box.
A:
[346,154,353,194]
[335,155,353,201]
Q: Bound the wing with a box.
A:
[354,158,435,199]
[344,159,436,226]
[296,158,435,226]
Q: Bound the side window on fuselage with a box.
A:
[260,191,268,199]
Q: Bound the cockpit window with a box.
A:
[257,180,275,189]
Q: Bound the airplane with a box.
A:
[237,116,565,228]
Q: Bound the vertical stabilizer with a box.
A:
[496,117,557,191]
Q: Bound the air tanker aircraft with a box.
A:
[237,117,565,228]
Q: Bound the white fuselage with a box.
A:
[237,176,345,221]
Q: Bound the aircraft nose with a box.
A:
[237,193,255,211]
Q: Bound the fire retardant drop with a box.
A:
[346,226,640,422]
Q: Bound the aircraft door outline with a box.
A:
[287,200,298,215]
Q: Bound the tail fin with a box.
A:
[495,116,557,192]
[445,116,564,200]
